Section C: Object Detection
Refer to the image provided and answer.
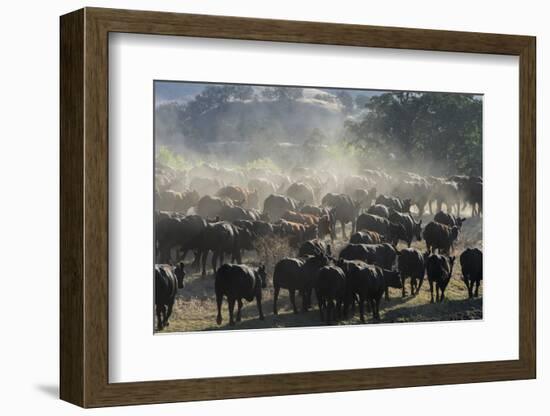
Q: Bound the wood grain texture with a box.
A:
[59,8,84,407]
[59,7,537,408]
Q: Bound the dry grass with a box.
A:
[156,213,483,333]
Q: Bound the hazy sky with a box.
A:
[154,80,482,105]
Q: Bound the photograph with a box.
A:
[153,81,483,332]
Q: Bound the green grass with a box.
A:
[156,215,483,333]
[156,146,192,171]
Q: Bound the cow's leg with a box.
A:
[402,274,407,297]
[359,296,365,323]
[327,300,334,324]
[318,293,325,322]
[440,287,445,302]
[416,274,424,295]
[375,299,381,320]
[384,286,390,301]
[165,301,174,327]
[339,220,345,240]
[336,300,342,320]
[465,278,472,298]
[429,281,435,303]
[216,291,223,325]
[369,299,376,320]
[201,250,208,277]
[210,251,218,275]
[273,286,280,315]
[303,288,312,312]
[289,289,298,314]
[365,295,372,313]
[475,280,480,298]
[236,298,243,322]
[191,250,201,271]
[228,298,236,326]
[256,292,264,320]
[155,304,164,331]
[410,276,415,297]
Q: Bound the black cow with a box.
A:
[356,213,407,245]
[215,264,267,326]
[375,194,412,213]
[434,211,466,229]
[347,265,402,322]
[423,221,459,254]
[427,254,456,303]
[298,239,332,258]
[337,258,369,316]
[367,204,390,218]
[273,253,330,314]
[154,264,184,331]
[388,211,422,247]
[316,266,347,323]
[321,193,360,239]
[155,212,206,265]
[460,248,483,298]
[339,243,397,300]
[197,222,240,276]
[397,248,428,297]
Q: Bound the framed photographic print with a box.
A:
[60,7,536,408]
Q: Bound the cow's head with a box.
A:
[256,265,267,289]
[175,262,186,289]
[383,269,403,289]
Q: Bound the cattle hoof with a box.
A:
[236,316,241,322]
[259,315,265,321]
[216,316,222,325]
[165,322,169,327]
[229,321,235,326]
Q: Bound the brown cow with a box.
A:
[217,186,259,209]
[282,210,333,241]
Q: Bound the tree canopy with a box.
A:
[344,92,482,176]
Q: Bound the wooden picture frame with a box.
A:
[60,7,536,408]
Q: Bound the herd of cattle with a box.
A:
[154,162,483,331]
